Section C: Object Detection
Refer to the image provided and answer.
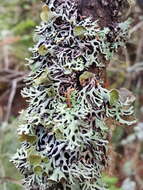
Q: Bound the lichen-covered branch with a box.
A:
[11,0,136,190]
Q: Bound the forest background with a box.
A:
[0,0,143,190]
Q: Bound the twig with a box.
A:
[127,62,143,73]
[5,80,17,121]
[123,46,130,68]
[107,67,126,72]
[0,177,22,186]
[3,45,9,69]
[0,89,10,101]
[0,69,26,75]
[0,70,27,81]
[4,76,25,122]
[136,35,143,64]
[129,21,143,35]
[5,73,25,80]
[0,36,20,47]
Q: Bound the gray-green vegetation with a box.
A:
[11,0,135,189]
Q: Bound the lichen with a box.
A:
[11,0,136,190]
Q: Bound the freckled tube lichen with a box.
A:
[11,0,136,189]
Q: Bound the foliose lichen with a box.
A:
[11,0,136,189]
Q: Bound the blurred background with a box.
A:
[0,0,143,190]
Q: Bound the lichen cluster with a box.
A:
[12,0,136,189]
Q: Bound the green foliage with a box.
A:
[13,19,36,35]
[0,0,40,67]
[102,175,122,190]
[0,121,23,190]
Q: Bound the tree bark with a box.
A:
[77,0,130,26]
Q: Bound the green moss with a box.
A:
[13,19,36,35]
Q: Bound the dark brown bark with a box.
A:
[77,0,130,27]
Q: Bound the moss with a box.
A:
[13,19,36,35]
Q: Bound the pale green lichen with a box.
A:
[11,0,136,190]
